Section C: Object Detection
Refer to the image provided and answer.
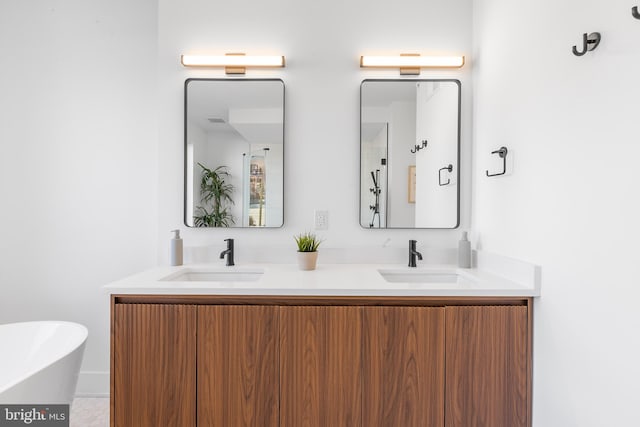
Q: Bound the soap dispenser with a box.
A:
[170,229,183,266]
[458,231,471,268]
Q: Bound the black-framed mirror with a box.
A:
[360,79,460,229]
[184,78,284,228]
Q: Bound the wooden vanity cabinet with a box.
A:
[112,303,280,427]
[445,305,529,427]
[198,305,279,427]
[112,303,197,427]
[111,296,532,427]
[280,306,363,427]
[363,306,445,427]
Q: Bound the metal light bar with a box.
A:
[360,54,465,74]
[181,53,285,74]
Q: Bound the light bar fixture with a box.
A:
[181,53,285,74]
[360,53,465,75]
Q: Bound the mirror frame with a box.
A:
[359,78,461,229]
[183,78,285,228]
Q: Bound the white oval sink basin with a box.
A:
[378,269,464,284]
[161,268,264,282]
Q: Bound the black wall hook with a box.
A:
[410,139,428,154]
[572,32,601,56]
[633,6,640,19]
[438,164,453,186]
[486,147,508,177]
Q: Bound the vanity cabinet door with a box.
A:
[279,306,363,427]
[113,303,196,427]
[445,305,529,427]
[363,306,445,427]
[197,305,279,427]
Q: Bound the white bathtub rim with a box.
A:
[0,320,88,395]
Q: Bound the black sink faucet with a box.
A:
[408,239,423,268]
[219,238,235,266]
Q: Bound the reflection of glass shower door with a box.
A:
[361,123,388,228]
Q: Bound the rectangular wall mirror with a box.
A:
[360,79,460,229]
[184,78,284,227]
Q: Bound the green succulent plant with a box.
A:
[294,232,323,252]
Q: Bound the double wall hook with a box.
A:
[438,164,453,186]
[572,32,601,56]
[486,147,508,177]
[633,6,640,19]
[410,139,428,154]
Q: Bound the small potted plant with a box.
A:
[294,232,323,271]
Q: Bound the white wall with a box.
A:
[0,0,158,395]
[0,0,472,397]
[388,101,417,227]
[158,0,473,260]
[472,0,640,425]
[187,119,207,223]
[415,82,459,227]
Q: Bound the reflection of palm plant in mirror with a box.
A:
[193,163,235,227]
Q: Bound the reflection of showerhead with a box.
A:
[371,169,382,188]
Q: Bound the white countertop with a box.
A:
[104,259,540,297]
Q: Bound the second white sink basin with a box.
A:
[378,269,465,284]
[161,268,264,282]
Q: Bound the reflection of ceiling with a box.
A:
[187,80,284,145]
[361,81,417,107]
[233,123,282,145]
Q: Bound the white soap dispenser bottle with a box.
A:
[170,229,183,266]
[458,231,471,268]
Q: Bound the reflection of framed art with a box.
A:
[408,165,416,203]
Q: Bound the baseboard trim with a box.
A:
[75,371,110,397]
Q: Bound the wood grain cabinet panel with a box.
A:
[279,306,362,427]
[363,307,445,427]
[445,305,529,427]
[113,303,196,427]
[197,305,279,427]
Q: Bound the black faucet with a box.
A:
[219,238,235,266]
[408,239,423,267]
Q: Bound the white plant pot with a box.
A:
[297,251,319,271]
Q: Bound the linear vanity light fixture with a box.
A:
[180,53,285,74]
[360,53,465,75]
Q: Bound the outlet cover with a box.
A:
[314,210,329,230]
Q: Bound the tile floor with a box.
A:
[70,397,109,427]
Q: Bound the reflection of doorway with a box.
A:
[246,148,269,227]
[249,156,265,226]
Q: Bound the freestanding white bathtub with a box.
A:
[0,321,88,404]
